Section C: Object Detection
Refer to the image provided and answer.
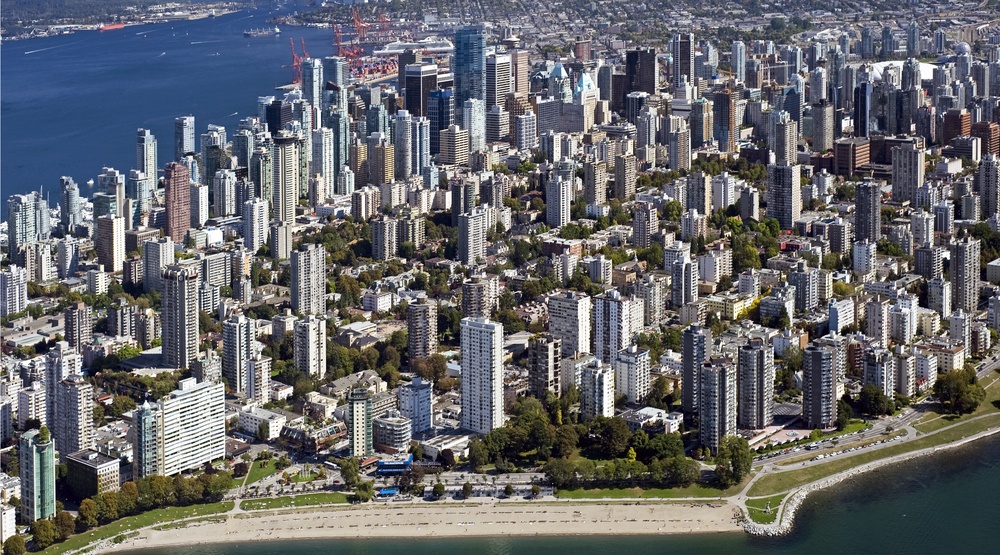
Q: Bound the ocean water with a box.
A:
[121,435,1000,554]
[0,7,335,206]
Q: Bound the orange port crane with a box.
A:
[300,38,310,60]
[289,38,302,84]
[351,6,369,42]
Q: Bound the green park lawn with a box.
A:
[748,412,1000,497]
[245,460,281,485]
[239,492,349,511]
[40,502,234,555]
[745,494,786,524]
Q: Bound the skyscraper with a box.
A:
[613,154,637,199]
[614,345,651,404]
[294,314,327,378]
[632,201,658,248]
[161,263,200,370]
[803,344,837,429]
[593,290,642,364]
[545,175,573,228]
[713,88,736,153]
[137,128,158,182]
[548,291,592,358]
[528,334,562,399]
[0,265,28,318]
[699,358,737,454]
[453,25,487,127]
[671,252,698,308]
[175,115,195,160]
[272,133,300,225]
[584,159,607,206]
[242,197,268,254]
[951,237,981,314]
[855,178,882,243]
[142,237,175,293]
[427,88,455,155]
[891,141,925,204]
[486,53,512,110]
[404,62,438,117]
[460,317,504,435]
[738,338,775,430]
[672,33,695,89]
[64,301,93,353]
[625,47,657,95]
[731,41,747,83]
[682,324,711,415]
[407,301,438,361]
[766,163,801,230]
[458,206,488,266]
[291,243,325,316]
[55,374,94,457]
[19,428,55,523]
[222,313,255,394]
[977,153,1000,220]
[311,127,334,201]
[95,215,125,273]
[60,176,82,234]
[348,388,374,457]
[163,162,191,243]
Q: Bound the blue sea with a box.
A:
[1,7,335,208]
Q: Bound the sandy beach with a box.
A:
[102,501,741,552]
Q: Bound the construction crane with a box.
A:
[300,38,310,60]
[289,38,302,84]
[334,24,344,57]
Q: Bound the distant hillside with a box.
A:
[3,0,151,25]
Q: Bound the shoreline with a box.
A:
[63,417,1000,554]
[93,501,742,553]
[742,424,1000,536]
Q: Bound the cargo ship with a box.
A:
[99,22,125,32]
[244,27,280,38]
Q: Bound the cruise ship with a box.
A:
[373,37,454,57]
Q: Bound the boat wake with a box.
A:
[191,40,222,45]
[24,40,83,55]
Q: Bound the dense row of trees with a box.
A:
[29,470,232,550]
[934,368,986,414]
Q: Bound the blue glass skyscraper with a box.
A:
[427,88,455,156]
[453,25,487,127]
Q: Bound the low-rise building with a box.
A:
[238,407,287,441]
[65,449,120,502]
[373,410,412,454]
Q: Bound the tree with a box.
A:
[77,498,99,530]
[462,482,473,499]
[3,535,25,555]
[504,483,514,497]
[339,458,360,488]
[438,448,456,470]
[714,436,752,488]
[934,368,986,414]
[54,510,75,541]
[432,482,445,499]
[96,491,120,522]
[858,384,893,416]
[836,399,854,430]
[543,457,577,489]
[467,438,489,472]
[590,416,631,459]
[31,519,56,549]
[663,455,700,487]
[354,481,375,502]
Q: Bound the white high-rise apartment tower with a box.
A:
[291,243,326,316]
[460,318,504,435]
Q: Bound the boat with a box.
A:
[99,22,125,32]
[244,27,280,38]
[373,37,454,57]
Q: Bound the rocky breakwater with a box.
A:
[742,425,1000,536]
